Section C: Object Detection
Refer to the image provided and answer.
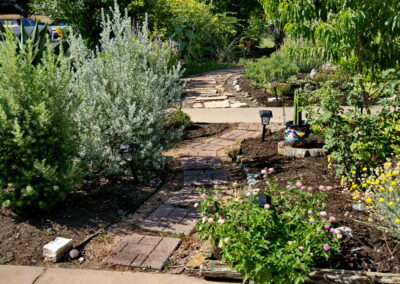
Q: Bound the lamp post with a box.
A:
[119,143,139,184]
[175,97,183,109]
[259,110,273,142]
[270,78,278,101]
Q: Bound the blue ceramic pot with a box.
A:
[284,121,313,147]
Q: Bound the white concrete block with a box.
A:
[43,237,73,262]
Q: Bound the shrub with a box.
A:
[196,172,340,284]
[276,83,291,97]
[69,5,183,177]
[0,29,80,211]
[283,38,325,73]
[352,161,400,238]
[165,109,192,130]
[242,51,299,88]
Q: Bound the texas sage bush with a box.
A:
[69,5,183,177]
[196,171,340,284]
[0,29,81,210]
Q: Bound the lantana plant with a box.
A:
[195,170,340,284]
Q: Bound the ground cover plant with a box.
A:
[0,29,80,210]
[69,5,184,177]
[196,173,340,284]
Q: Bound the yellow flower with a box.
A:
[362,183,367,188]
[365,198,372,204]
[352,196,358,200]
[385,162,392,167]
[379,186,385,191]
[362,167,367,171]
[391,181,397,186]
[382,177,387,181]
[389,187,394,192]
[375,180,380,185]
[392,171,398,176]
[379,198,385,202]
[388,201,394,206]
[351,171,356,175]
[351,184,358,189]
[395,219,400,223]
[386,173,392,177]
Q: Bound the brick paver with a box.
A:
[139,205,201,235]
[219,129,260,140]
[181,157,222,170]
[164,187,199,207]
[183,169,228,186]
[104,234,181,269]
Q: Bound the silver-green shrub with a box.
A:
[0,29,81,210]
[69,5,183,177]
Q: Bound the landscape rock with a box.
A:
[68,249,80,260]
[43,237,73,262]
[204,100,230,108]
[234,85,242,92]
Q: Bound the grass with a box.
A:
[183,61,238,77]
[257,37,275,49]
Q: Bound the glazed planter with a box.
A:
[244,40,252,48]
[284,121,313,147]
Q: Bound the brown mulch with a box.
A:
[182,123,228,140]
[239,76,294,107]
[239,130,400,273]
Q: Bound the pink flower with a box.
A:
[192,220,198,224]
[323,244,331,251]
[217,218,225,224]
[208,218,214,223]
[329,216,336,222]
[200,193,207,199]
[322,218,327,222]
[324,225,330,230]
[329,228,335,233]
[232,182,238,187]
[261,169,267,174]
[295,182,302,188]
[202,216,208,222]
[254,188,261,193]
[319,211,327,217]
[264,204,270,209]
[268,168,275,173]
[326,186,333,190]
[309,218,315,223]
[318,185,325,190]
[286,185,292,189]
[213,184,218,188]
[307,210,313,215]
[298,246,304,251]
[308,187,313,191]
[316,229,321,233]
[300,186,306,190]
[263,174,267,178]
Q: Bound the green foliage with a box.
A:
[283,38,325,73]
[0,29,80,211]
[276,83,291,97]
[212,36,242,63]
[17,22,49,66]
[293,91,302,125]
[69,5,183,177]
[242,51,299,88]
[305,77,400,181]
[244,14,266,44]
[196,174,340,284]
[165,109,192,130]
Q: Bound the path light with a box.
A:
[119,143,139,184]
[270,78,278,101]
[175,97,183,109]
[259,110,273,142]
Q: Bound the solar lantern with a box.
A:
[175,97,183,109]
[119,143,139,183]
[259,110,273,142]
[270,78,279,101]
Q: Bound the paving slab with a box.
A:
[164,187,199,207]
[219,129,260,140]
[183,169,228,186]
[140,205,200,235]
[181,157,222,170]
[103,234,180,269]
[203,100,230,108]
[0,265,45,284]
[195,96,227,101]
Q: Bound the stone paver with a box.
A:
[219,129,260,140]
[103,234,181,269]
[139,205,201,235]
[181,157,222,170]
[183,169,228,186]
[164,187,199,207]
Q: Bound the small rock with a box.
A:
[336,226,354,238]
[247,178,257,186]
[234,85,242,92]
[243,93,251,98]
[68,249,80,260]
[78,257,85,263]
[267,97,281,102]
[352,204,364,212]
[247,173,261,179]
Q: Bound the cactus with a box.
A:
[293,92,302,125]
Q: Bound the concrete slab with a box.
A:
[203,100,230,108]
[0,265,45,284]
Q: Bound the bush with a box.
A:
[282,38,325,73]
[196,172,340,284]
[165,109,192,130]
[69,5,183,177]
[352,161,400,238]
[276,83,292,97]
[0,30,80,210]
[242,51,299,88]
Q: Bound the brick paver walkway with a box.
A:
[105,122,264,270]
[104,234,181,269]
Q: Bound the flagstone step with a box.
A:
[195,96,228,102]
[203,100,230,108]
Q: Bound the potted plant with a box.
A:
[284,92,313,147]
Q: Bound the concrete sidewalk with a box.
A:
[0,265,236,284]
